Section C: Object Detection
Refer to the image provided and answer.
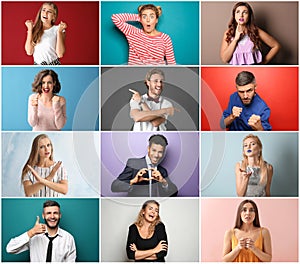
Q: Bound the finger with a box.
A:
[129,89,137,94]
[35,216,40,225]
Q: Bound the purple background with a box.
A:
[101,132,199,197]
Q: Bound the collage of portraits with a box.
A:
[0,0,299,263]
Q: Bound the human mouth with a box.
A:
[247,150,252,153]
[43,88,50,93]
[239,18,244,22]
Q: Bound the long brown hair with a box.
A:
[21,134,54,181]
[234,199,261,228]
[32,69,61,94]
[241,134,267,185]
[32,2,58,45]
[226,2,261,50]
[135,200,161,237]
[138,4,162,18]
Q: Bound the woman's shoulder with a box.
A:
[261,226,271,235]
[155,222,165,230]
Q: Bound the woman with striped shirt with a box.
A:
[112,4,176,65]
[21,134,68,197]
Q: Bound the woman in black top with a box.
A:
[126,200,168,262]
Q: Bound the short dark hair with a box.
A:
[43,200,60,208]
[235,71,256,86]
[148,134,168,147]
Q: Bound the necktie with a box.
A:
[46,233,58,262]
[147,95,160,103]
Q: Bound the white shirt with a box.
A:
[33,25,59,64]
[6,227,76,262]
[130,93,173,131]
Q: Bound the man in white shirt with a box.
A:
[6,200,76,262]
[129,68,178,131]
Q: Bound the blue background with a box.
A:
[2,67,99,131]
[101,1,199,65]
[2,198,99,262]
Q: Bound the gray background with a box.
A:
[101,67,199,131]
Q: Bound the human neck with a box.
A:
[47,227,58,236]
[247,156,259,167]
[240,223,255,232]
[40,93,54,102]
[38,158,52,167]
[148,91,160,99]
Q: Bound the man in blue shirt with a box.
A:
[221,71,271,131]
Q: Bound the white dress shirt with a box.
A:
[6,227,76,262]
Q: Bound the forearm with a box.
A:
[56,31,66,58]
[6,232,30,254]
[53,104,67,129]
[41,179,68,195]
[221,40,238,63]
[28,104,38,127]
[223,246,241,262]
[151,117,166,127]
[131,108,168,122]
[250,247,272,262]
[25,30,34,55]
[134,249,157,261]
[23,181,46,197]
[223,114,236,127]
[111,13,139,34]
[263,44,280,64]
[236,177,249,196]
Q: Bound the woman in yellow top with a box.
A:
[222,200,272,262]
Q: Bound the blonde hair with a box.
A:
[241,134,267,184]
[135,200,161,238]
[21,134,54,181]
[138,4,162,18]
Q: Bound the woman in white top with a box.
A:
[25,2,67,65]
[21,134,68,197]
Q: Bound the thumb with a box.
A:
[35,216,40,225]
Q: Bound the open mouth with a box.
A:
[43,88,50,93]
[247,150,252,153]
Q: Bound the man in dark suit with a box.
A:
[111,134,178,197]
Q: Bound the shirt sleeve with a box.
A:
[64,235,76,262]
[126,225,137,260]
[163,34,176,65]
[111,13,140,36]
[57,163,68,181]
[6,232,30,254]
[28,94,38,128]
[155,223,168,259]
[260,105,272,131]
[52,99,67,130]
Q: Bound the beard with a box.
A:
[45,217,60,230]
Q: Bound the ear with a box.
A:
[146,80,151,87]
[42,213,45,219]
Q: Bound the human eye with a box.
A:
[142,15,147,19]
[249,208,255,213]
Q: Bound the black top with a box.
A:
[126,222,168,262]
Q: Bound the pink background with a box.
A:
[201,67,298,131]
[201,198,298,262]
[2,1,99,65]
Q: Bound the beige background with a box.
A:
[201,1,298,65]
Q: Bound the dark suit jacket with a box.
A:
[111,157,178,197]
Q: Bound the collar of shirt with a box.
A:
[143,93,162,104]
[145,155,158,170]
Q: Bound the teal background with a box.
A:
[101,1,199,65]
[2,198,99,262]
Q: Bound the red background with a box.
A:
[2,1,99,65]
[201,67,298,131]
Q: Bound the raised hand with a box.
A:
[58,21,67,32]
[154,240,168,253]
[248,114,263,130]
[130,168,149,185]
[25,20,34,31]
[28,216,46,238]
[129,89,142,104]
[232,106,243,118]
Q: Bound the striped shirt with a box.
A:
[112,13,176,65]
[23,162,67,197]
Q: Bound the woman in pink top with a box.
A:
[112,4,176,65]
[28,69,66,131]
[220,2,280,65]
